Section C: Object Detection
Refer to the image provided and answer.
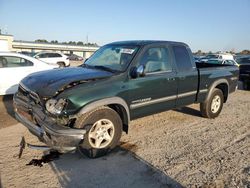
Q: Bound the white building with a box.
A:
[0,34,99,58]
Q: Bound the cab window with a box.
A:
[173,46,193,71]
[139,47,172,74]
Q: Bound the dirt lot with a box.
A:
[0,89,249,188]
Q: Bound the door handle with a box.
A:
[166,77,175,81]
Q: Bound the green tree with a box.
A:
[51,40,58,44]
[68,41,76,45]
[35,39,48,43]
[77,41,84,45]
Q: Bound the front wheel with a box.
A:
[74,107,122,158]
[200,88,224,118]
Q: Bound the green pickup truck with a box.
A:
[14,41,239,158]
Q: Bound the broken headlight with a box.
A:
[45,98,67,115]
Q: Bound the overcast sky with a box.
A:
[0,0,250,52]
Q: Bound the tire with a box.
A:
[200,88,224,119]
[57,62,65,68]
[74,107,122,158]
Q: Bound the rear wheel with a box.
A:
[200,88,224,118]
[74,107,122,158]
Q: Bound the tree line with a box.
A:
[34,39,98,47]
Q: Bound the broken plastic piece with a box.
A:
[18,136,26,159]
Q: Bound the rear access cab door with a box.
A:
[171,45,199,107]
[128,43,178,119]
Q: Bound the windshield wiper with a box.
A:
[93,65,118,73]
[80,64,92,68]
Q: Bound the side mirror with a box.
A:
[130,65,145,78]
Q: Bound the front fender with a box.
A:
[74,96,130,123]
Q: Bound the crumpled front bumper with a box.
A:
[14,93,86,153]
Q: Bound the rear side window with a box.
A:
[173,46,193,72]
[0,56,33,68]
[48,53,62,58]
[37,53,48,58]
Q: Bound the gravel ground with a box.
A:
[0,89,249,188]
[122,90,250,187]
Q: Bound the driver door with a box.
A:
[128,45,177,119]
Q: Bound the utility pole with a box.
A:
[86,33,89,44]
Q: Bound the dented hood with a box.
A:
[21,67,114,97]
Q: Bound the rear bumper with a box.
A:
[14,94,86,153]
[65,60,70,67]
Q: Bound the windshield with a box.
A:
[206,54,219,59]
[207,59,222,64]
[84,44,139,72]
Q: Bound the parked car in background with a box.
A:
[236,56,250,89]
[0,52,56,95]
[194,56,201,63]
[65,54,84,61]
[34,52,70,67]
[218,53,234,60]
[19,51,37,57]
[200,53,234,63]
[205,59,239,66]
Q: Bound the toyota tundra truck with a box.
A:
[14,41,239,158]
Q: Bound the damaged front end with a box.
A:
[14,83,86,153]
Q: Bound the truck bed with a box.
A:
[196,62,233,69]
[196,63,239,103]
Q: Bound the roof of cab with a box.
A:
[108,40,189,47]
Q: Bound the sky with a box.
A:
[0,0,250,52]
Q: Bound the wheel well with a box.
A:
[57,61,65,66]
[215,83,228,102]
[108,104,129,134]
